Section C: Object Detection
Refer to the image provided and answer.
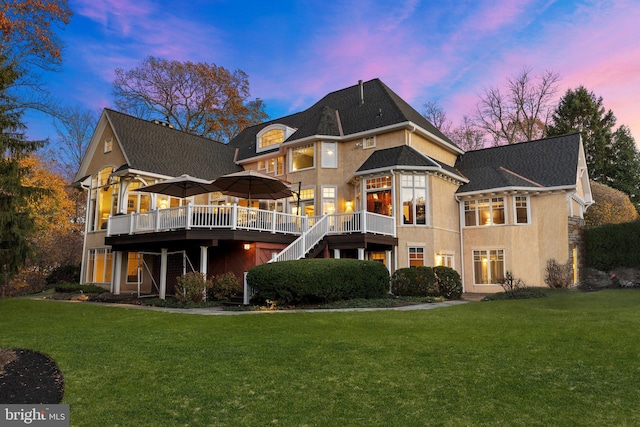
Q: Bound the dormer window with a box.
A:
[256,124,296,153]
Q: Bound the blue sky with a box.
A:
[23,0,640,145]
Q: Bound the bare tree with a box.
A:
[53,105,99,180]
[112,56,268,142]
[449,116,486,152]
[423,100,452,135]
[475,66,560,145]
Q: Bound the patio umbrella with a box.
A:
[137,174,219,198]
[211,170,292,202]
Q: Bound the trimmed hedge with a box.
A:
[391,266,462,300]
[585,220,640,271]
[390,267,438,297]
[247,258,389,306]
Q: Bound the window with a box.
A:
[436,253,454,268]
[258,160,266,171]
[321,141,337,168]
[256,124,296,152]
[369,251,386,265]
[89,166,117,231]
[104,138,113,153]
[365,176,393,216]
[291,187,315,216]
[259,129,284,149]
[363,136,376,149]
[409,247,425,267]
[473,249,505,284]
[322,186,336,215]
[87,248,112,283]
[266,156,284,175]
[464,197,505,226]
[126,181,151,214]
[514,196,529,224]
[401,175,427,225]
[290,144,315,171]
[126,252,143,283]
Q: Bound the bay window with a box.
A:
[401,175,427,225]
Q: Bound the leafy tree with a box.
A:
[475,66,560,145]
[547,87,640,211]
[585,181,639,228]
[0,57,45,291]
[20,155,83,274]
[112,56,268,142]
[0,0,73,117]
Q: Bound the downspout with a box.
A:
[407,124,417,147]
[455,194,466,293]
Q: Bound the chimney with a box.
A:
[358,80,364,105]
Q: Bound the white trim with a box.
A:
[289,143,316,172]
[256,124,297,153]
[513,195,531,225]
[471,248,506,286]
[321,141,338,169]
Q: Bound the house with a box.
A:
[73,78,592,298]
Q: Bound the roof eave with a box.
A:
[456,184,577,198]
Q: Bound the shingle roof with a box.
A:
[105,109,241,180]
[356,145,466,181]
[230,78,456,162]
[454,133,581,193]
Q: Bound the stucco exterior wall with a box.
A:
[461,192,572,293]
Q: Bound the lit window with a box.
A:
[365,176,393,216]
[409,247,425,267]
[436,253,454,268]
[290,144,315,171]
[401,175,427,225]
[87,248,112,283]
[515,196,529,224]
[322,186,336,215]
[104,138,113,153]
[473,249,505,284]
[290,188,315,216]
[259,129,284,149]
[363,136,376,149]
[321,141,337,168]
[126,253,143,283]
[464,197,505,226]
[266,156,284,176]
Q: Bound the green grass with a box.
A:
[2,290,640,426]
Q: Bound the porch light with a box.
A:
[243,243,251,251]
[345,201,353,212]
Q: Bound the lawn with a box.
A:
[1,290,639,426]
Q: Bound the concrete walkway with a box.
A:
[79,297,481,316]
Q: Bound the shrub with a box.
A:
[208,272,242,300]
[498,271,527,293]
[544,259,574,288]
[391,267,438,297]
[55,283,108,294]
[434,266,462,300]
[585,220,640,271]
[247,259,389,306]
[46,264,81,286]
[175,272,210,304]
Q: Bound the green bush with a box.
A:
[46,264,81,286]
[175,272,210,304]
[391,266,462,300]
[434,266,462,299]
[585,220,640,271]
[55,283,108,294]
[391,267,438,297]
[208,272,242,300]
[247,259,389,306]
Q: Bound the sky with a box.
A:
[22,0,640,146]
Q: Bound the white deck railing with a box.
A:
[107,206,395,255]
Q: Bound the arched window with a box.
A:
[256,124,296,152]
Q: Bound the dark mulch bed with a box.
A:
[0,349,65,404]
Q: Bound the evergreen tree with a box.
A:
[0,57,44,290]
[547,86,640,212]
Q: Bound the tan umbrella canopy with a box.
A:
[211,170,292,201]
[138,174,219,198]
